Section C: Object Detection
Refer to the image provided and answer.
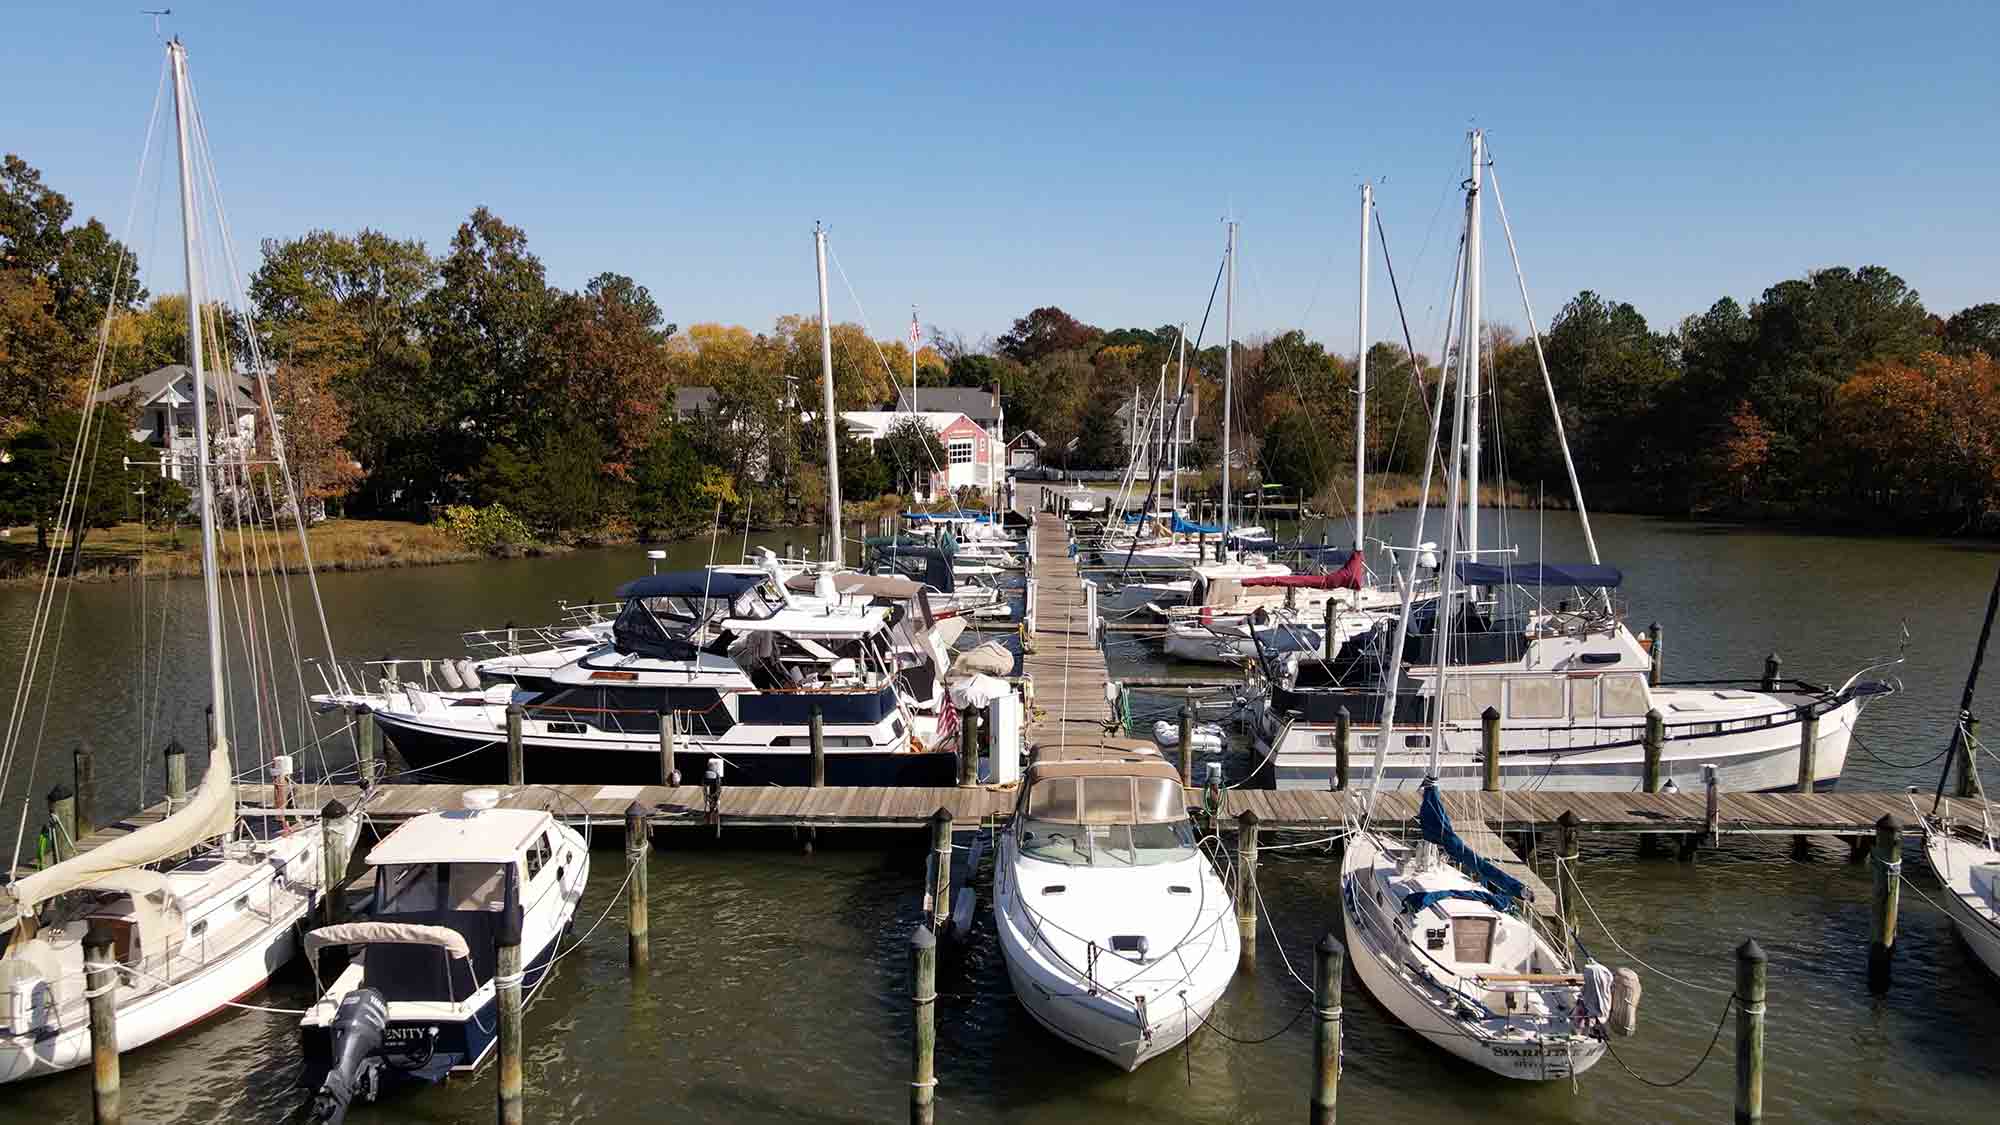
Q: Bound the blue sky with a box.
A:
[7,2,1994,354]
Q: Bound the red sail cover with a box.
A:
[1244,551,1365,591]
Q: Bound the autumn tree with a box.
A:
[1827,352,2000,527]
[995,306,1100,366]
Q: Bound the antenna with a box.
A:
[142,8,172,38]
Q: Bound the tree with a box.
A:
[995,306,1100,366]
[0,407,153,560]
[543,272,674,475]
[1827,351,2000,526]
[838,429,890,502]
[0,271,82,432]
[1260,409,1333,496]
[474,425,609,541]
[1943,304,2000,362]
[878,416,945,495]
[268,359,362,515]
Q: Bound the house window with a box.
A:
[948,439,973,466]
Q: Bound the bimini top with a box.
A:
[1454,561,1623,589]
[305,921,471,963]
[615,569,767,601]
[366,807,553,867]
[1027,738,1182,783]
[785,572,923,599]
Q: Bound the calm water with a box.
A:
[1,513,1997,1123]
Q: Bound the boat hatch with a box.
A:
[1110,934,1150,958]
[1578,653,1620,665]
[1668,701,1708,712]
[1041,885,1066,895]
[1167,885,1193,896]
[1713,691,1757,700]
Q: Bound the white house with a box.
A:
[841,410,1003,501]
[92,363,261,481]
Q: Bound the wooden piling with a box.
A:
[1556,811,1580,955]
[47,785,75,863]
[1310,932,1343,1125]
[1178,693,1196,784]
[910,924,938,1125]
[1868,814,1900,994]
[658,712,678,786]
[84,923,122,1125]
[811,704,828,789]
[73,744,94,838]
[319,799,351,926]
[355,705,379,786]
[1334,706,1350,791]
[626,802,651,971]
[1646,621,1663,686]
[1735,938,1767,1125]
[505,702,525,787]
[1703,763,1721,849]
[164,738,187,809]
[496,892,525,1125]
[1481,706,1501,792]
[957,706,981,788]
[1235,810,1260,971]
[1761,652,1781,692]
[1795,707,1819,793]
[1641,709,1665,856]
[1323,598,1338,661]
[928,808,952,934]
[1956,716,1984,799]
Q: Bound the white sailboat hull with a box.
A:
[1923,830,2000,981]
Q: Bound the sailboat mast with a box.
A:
[1221,219,1235,561]
[1462,131,1484,567]
[169,40,229,747]
[909,304,918,414]
[1354,183,1372,554]
[1171,327,1186,515]
[814,223,843,567]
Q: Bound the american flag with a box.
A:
[909,312,920,349]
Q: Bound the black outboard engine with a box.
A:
[313,988,388,1124]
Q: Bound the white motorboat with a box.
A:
[994,742,1236,1070]
[300,790,588,1121]
[1150,719,1224,755]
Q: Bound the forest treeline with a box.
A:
[5,150,2000,547]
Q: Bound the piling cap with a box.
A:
[1737,937,1767,963]
[1875,813,1900,832]
[321,798,349,819]
[163,736,187,758]
[625,801,649,821]
[1482,705,1500,721]
[910,923,937,950]
[1316,932,1344,957]
[1557,809,1580,828]
[46,784,73,803]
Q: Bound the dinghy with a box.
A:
[994,742,1236,1069]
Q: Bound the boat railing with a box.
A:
[460,624,590,659]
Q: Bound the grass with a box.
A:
[0,518,481,583]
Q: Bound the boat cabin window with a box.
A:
[1600,673,1649,718]
[1018,774,1194,868]
[377,862,509,913]
[1507,676,1563,720]
[1453,916,1495,963]
[1570,677,1597,720]
[1444,676,1504,721]
[526,834,552,881]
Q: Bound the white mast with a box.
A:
[1171,326,1186,515]
[1354,182,1372,554]
[1462,130,1484,566]
[909,304,919,414]
[1221,219,1235,562]
[169,39,228,748]
[814,223,843,566]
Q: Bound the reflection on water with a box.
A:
[1,515,1998,1123]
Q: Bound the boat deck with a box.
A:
[1020,511,1117,753]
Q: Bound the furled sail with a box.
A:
[2,742,235,926]
[1417,780,1527,903]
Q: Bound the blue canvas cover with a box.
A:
[1119,511,1222,534]
[1418,781,1527,903]
[1402,888,1515,915]
[615,570,766,601]
[1454,561,1623,588]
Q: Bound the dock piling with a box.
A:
[928,808,952,935]
[73,744,94,838]
[1735,938,1767,1125]
[626,802,651,971]
[319,799,351,926]
[1955,716,1984,799]
[1556,810,1580,955]
[1178,692,1196,784]
[1647,621,1664,686]
[355,705,379,786]
[1761,652,1781,692]
[659,712,678,786]
[1793,707,1820,856]
[1323,598,1338,661]
[47,784,74,863]
[1480,706,1501,792]
[957,706,980,787]
[496,888,525,1125]
[811,704,828,789]
[164,738,187,809]
[1867,814,1900,994]
[1235,810,1260,972]
[1310,932,1343,1125]
[505,702,525,787]
[910,924,938,1125]
[1642,709,1665,855]
[1703,763,1721,849]
[84,923,122,1125]
[1334,706,1350,791]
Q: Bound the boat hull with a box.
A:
[1923,831,2000,981]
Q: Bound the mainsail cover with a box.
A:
[1417,782,1527,904]
[6,742,235,916]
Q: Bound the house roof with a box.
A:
[1009,430,1046,449]
[674,386,719,417]
[91,364,260,410]
[841,411,975,439]
[888,386,1000,420]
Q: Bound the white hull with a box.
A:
[1923,829,2000,981]
[1265,698,1861,793]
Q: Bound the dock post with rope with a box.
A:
[85,922,122,1125]
[1555,811,1581,953]
[496,891,526,1125]
[46,784,75,864]
[659,711,678,786]
[1178,692,1196,784]
[909,924,938,1125]
[1793,707,1820,856]
[1480,707,1501,792]
[1642,710,1665,855]
[354,705,379,787]
[1867,814,1899,994]
[1235,809,1260,972]
[73,744,94,839]
[1334,706,1350,791]
[318,798,351,927]
[505,702,525,787]
[1735,938,1767,1124]
[1310,932,1343,1125]
[927,808,952,936]
[164,737,187,808]
[626,802,652,972]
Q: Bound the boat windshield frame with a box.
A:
[1016,774,1196,868]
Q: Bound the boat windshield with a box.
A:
[1017,775,1195,867]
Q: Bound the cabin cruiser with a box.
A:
[1250,562,1893,792]
[300,790,586,1122]
[315,569,959,786]
[993,741,1236,1070]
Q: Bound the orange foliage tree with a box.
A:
[1828,351,2000,525]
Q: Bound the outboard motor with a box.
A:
[313,987,388,1124]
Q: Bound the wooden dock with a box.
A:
[1020,511,1117,751]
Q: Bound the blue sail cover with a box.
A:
[1402,888,1515,915]
[1418,782,1528,903]
[1455,561,1623,588]
[1120,511,1223,534]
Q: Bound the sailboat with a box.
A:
[1338,134,1607,1080]
[0,38,358,1082]
[1919,566,2000,980]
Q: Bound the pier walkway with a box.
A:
[1019,511,1116,752]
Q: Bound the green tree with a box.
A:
[838,429,890,501]
[1259,409,1333,496]
[629,427,712,539]
[0,407,153,561]
[878,416,945,495]
[1943,303,2000,362]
